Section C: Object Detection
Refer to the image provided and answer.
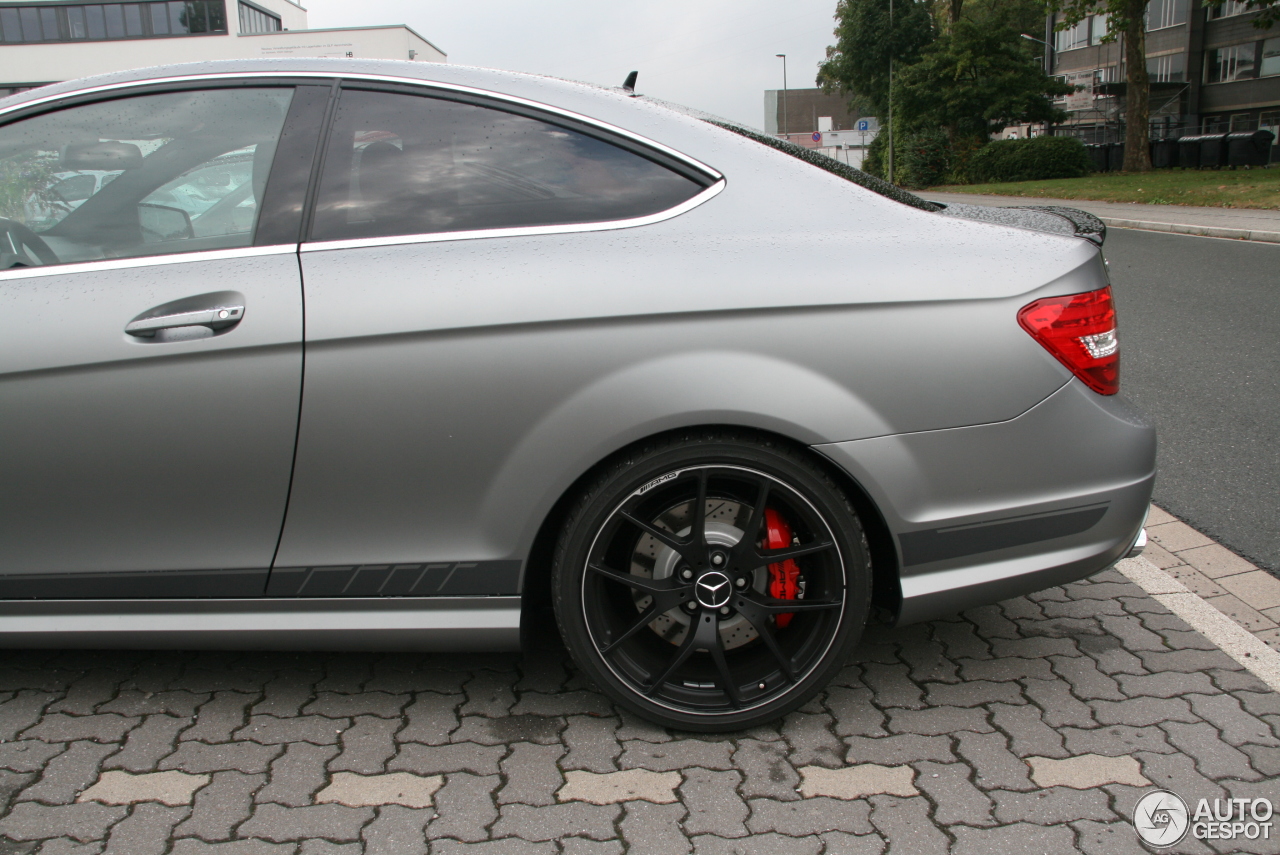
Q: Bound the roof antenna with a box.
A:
[621,71,638,95]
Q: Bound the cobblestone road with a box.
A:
[1,562,1278,855]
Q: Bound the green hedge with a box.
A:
[862,128,952,189]
[965,136,1092,183]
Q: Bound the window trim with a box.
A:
[0,243,294,282]
[0,71,723,183]
[299,180,726,255]
[0,71,726,265]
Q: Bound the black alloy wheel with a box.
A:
[552,433,871,731]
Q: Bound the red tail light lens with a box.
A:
[1018,286,1119,395]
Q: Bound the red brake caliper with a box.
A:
[763,507,800,628]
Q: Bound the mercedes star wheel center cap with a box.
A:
[695,571,732,609]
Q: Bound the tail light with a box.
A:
[1018,286,1119,395]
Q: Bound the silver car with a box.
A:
[0,59,1154,730]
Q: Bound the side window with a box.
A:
[0,87,293,269]
[310,88,706,243]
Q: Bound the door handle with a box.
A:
[125,305,244,337]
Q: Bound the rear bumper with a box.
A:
[816,380,1156,625]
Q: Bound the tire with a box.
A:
[551,431,871,731]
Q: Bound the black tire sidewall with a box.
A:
[551,434,871,732]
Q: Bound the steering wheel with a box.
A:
[0,217,60,268]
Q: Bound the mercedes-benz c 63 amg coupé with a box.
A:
[0,59,1154,729]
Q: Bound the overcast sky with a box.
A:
[301,0,843,128]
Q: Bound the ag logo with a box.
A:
[1134,790,1190,847]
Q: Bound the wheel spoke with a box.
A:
[643,616,701,696]
[732,597,797,682]
[598,586,692,657]
[742,477,772,542]
[619,511,690,556]
[694,611,742,708]
[755,540,836,563]
[741,593,844,614]
[599,603,660,656]
[587,562,687,596]
[690,468,709,547]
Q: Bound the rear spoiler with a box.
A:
[933,202,1107,246]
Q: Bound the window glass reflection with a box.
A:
[311,89,704,242]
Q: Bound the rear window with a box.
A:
[705,121,941,213]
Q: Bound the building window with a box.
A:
[1146,52,1187,82]
[1205,43,1257,82]
[1147,0,1188,30]
[1260,110,1280,136]
[0,1,227,43]
[1090,13,1110,43]
[1207,0,1250,18]
[237,2,280,34]
[1262,37,1280,76]
[1055,68,1112,106]
[1230,112,1255,130]
[1055,17,1090,51]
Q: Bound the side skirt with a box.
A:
[0,596,521,651]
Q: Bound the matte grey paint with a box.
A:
[277,218,1097,570]
[0,60,1156,648]
[817,381,1156,624]
[0,249,302,576]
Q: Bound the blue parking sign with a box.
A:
[857,120,869,131]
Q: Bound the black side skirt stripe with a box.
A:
[899,503,1109,567]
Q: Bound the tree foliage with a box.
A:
[895,12,1072,139]
[0,153,64,224]
[817,0,936,121]
[821,0,1073,185]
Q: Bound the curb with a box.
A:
[1101,217,1280,243]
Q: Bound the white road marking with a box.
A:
[1116,556,1280,693]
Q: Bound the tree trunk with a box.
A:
[1123,0,1152,171]
[949,0,962,25]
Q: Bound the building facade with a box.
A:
[1047,0,1279,142]
[1,0,445,97]
[763,87,879,166]
[763,87,867,136]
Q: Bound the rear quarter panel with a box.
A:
[277,133,1101,569]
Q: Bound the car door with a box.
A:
[0,83,324,597]
[272,82,715,596]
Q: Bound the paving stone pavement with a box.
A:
[1,563,1279,852]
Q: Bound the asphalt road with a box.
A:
[1103,228,1280,574]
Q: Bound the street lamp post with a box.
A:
[1021,33,1056,138]
[1020,33,1052,72]
[776,53,788,138]
[887,0,893,184]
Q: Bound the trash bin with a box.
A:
[1107,142,1126,171]
[1086,143,1109,172]
[1199,133,1231,168]
[1178,135,1204,168]
[1226,130,1275,167]
[1150,139,1179,169]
